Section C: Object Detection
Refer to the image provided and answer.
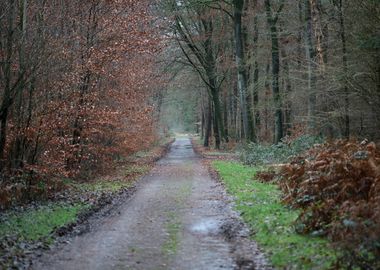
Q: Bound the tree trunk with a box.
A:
[0,0,16,169]
[211,88,222,149]
[252,4,260,141]
[304,0,317,132]
[280,20,293,136]
[11,0,28,169]
[204,100,212,147]
[264,63,271,141]
[265,0,284,144]
[223,89,229,143]
[282,48,292,135]
[337,0,350,138]
[233,0,251,141]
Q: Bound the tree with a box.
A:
[168,0,227,148]
[233,0,252,141]
[0,0,165,179]
[265,0,284,143]
[333,0,350,138]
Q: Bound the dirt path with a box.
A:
[33,137,270,270]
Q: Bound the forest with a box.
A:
[162,0,380,147]
[0,0,379,269]
[0,0,164,197]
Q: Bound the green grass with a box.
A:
[132,150,150,158]
[205,152,233,156]
[0,203,87,242]
[75,180,132,193]
[2,165,141,243]
[162,182,189,257]
[123,164,150,176]
[162,211,181,256]
[212,161,338,269]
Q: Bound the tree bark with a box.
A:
[233,0,251,141]
[11,0,28,169]
[265,0,284,144]
[203,19,224,148]
[204,100,212,147]
[250,4,260,141]
[304,0,317,132]
[337,0,350,137]
[0,0,16,168]
[252,3,260,141]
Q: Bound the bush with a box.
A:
[240,135,323,165]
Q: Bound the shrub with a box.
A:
[240,135,323,165]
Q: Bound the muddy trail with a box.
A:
[33,137,271,270]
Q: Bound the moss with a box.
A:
[212,161,338,269]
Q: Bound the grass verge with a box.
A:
[0,137,174,268]
[0,203,87,243]
[212,160,338,269]
[73,180,132,193]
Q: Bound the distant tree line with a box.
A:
[161,0,380,148]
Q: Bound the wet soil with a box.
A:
[32,137,271,270]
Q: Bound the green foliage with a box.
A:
[241,135,323,165]
[212,161,337,269]
[0,203,87,242]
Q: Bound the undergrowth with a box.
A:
[278,140,380,269]
[213,160,337,269]
[240,135,323,165]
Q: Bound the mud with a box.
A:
[32,137,271,270]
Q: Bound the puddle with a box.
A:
[190,218,220,235]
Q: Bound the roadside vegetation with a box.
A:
[0,139,173,268]
[0,203,87,242]
[0,203,87,241]
[208,135,380,269]
[0,202,88,267]
[240,135,323,165]
[277,140,380,269]
[213,161,338,269]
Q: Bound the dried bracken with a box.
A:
[279,140,380,266]
[255,170,277,183]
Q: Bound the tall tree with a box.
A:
[233,0,251,141]
[304,0,317,132]
[333,0,350,137]
[265,0,284,143]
